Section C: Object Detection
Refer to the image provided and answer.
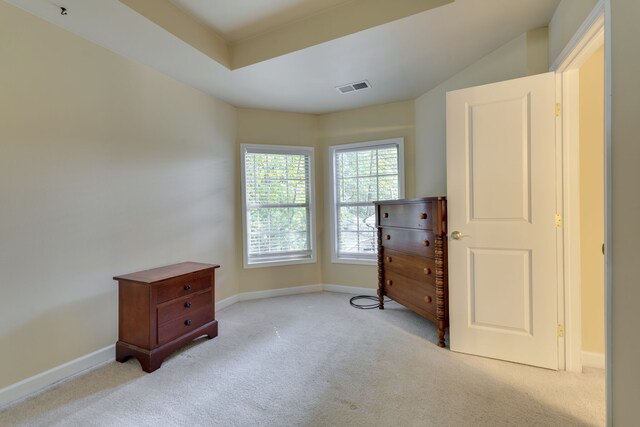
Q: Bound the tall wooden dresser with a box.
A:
[375,197,449,347]
[114,262,219,372]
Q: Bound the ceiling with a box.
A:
[169,0,352,42]
[6,0,560,114]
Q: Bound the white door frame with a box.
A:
[550,0,606,373]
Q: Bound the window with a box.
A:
[241,144,316,268]
[329,138,404,264]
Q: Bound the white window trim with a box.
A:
[240,143,317,269]
[328,138,405,265]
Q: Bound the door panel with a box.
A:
[446,72,558,369]
[468,95,531,222]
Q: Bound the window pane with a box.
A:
[339,231,360,254]
[358,231,377,254]
[357,177,377,203]
[333,141,402,260]
[291,179,308,204]
[378,175,399,200]
[359,205,376,232]
[377,147,398,175]
[287,155,307,180]
[357,150,377,177]
[339,178,358,203]
[338,151,358,178]
[244,148,313,264]
[338,206,359,232]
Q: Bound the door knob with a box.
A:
[451,231,464,240]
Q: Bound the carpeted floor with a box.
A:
[0,292,604,427]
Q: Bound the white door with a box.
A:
[446,72,558,369]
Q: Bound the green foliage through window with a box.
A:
[334,143,401,259]
[243,147,314,264]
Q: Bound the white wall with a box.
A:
[609,0,640,423]
[0,2,239,389]
[414,28,549,197]
[548,0,599,66]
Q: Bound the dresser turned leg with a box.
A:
[437,321,446,348]
[377,288,385,310]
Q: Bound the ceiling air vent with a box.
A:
[336,80,371,94]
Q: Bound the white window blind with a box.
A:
[331,139,403,262]
[241,145,315,267]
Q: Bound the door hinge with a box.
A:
[555,213,562,228]
[555,103,561,117]
[557,324,565,337]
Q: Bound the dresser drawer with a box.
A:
[384,270,436,316]
[383,249,436,284]
[378,201,435,230]
[157,289,212,325]
[157,305,213,345]
[156,275,211,304]
[380,227,435,257]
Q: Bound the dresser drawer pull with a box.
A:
[184,302,192,308]
[386,256,392,263]
[384,212,389,218]
[184,284,192,291]
[424,267,432,275]
[386,280,393,286]
[184,319,192,326]
[420,212,428,220]
[424,295,433,303]
[385,235,391,240]
[422,240,430,247]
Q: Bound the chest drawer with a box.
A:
[157,289,213,325]
[384,270,436,316]
[378,201,435,230]
[380,227,435,257]
[383,249,436,284]
[156,275,211,304]
[157,305,214,345]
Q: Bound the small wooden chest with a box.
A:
[114,262,219,372]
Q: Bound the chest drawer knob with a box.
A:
[184,302,192,308]
[386,279,393,286]
[184,319,192,326]
[386,256,392,263]
[424,267,432,275]
[424,295,433,303]
[385,235,391,240]
[422,240,430,247]
[184,284,192,291]
[420,212,428,220]
[384,212,389,218]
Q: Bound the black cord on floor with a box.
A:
[349,295,391,309]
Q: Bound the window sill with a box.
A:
[331,257,377,266]
[243,257,317,269]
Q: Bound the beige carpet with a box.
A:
[0,292,604,426]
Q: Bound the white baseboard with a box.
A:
[582,351,605,369]
[0,283,368,409]
[239,284,323,301]
[215,293,241,312]
[323,284,377,296]
[0,344,114,409]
